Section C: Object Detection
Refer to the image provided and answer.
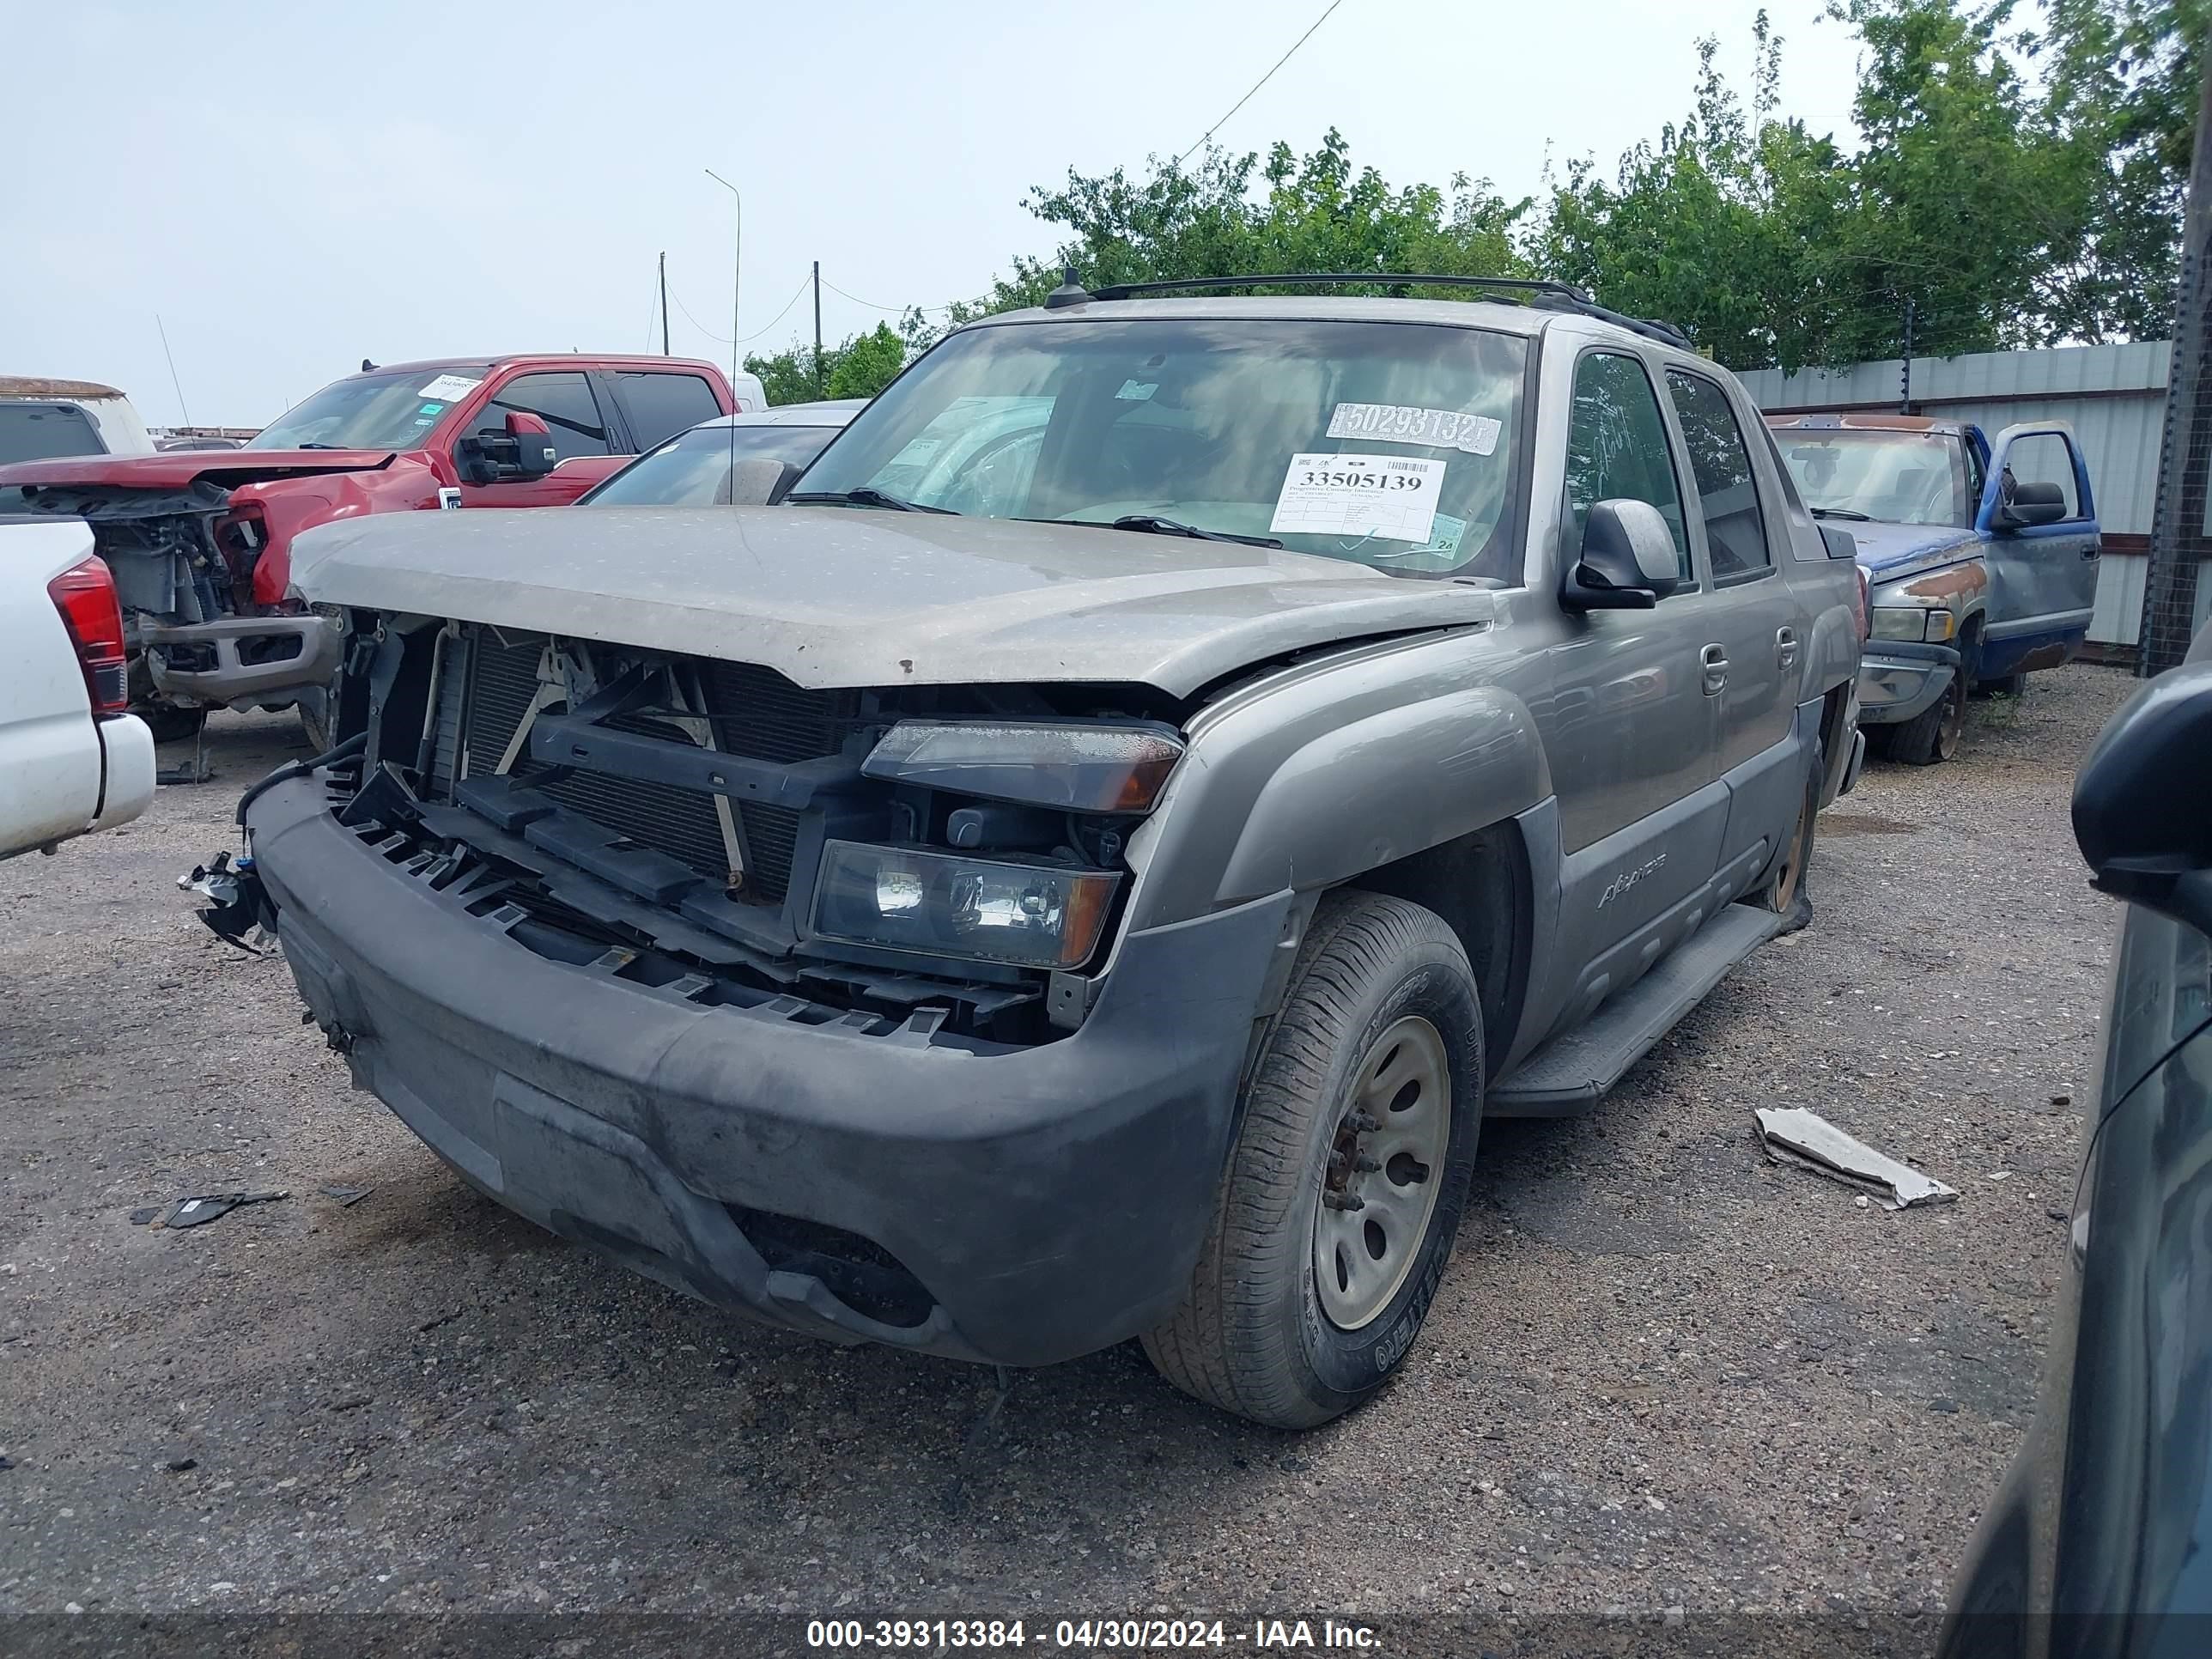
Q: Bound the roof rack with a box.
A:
[1041,270,1694,351]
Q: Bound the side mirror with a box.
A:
[1562,499,1680,611]
[502,411,557,478]
[2073,659,2212,933]
[459,412,557,483]
[1995,480,2068,531]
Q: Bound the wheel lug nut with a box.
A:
[1349,1110,1380,1133]
[1322,1191,1366,1212]
[1353,1155,1381,1173]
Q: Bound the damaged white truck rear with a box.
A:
[200,283,1861,1427]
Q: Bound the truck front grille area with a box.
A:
[443,629,858,904]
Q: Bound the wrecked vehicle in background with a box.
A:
[210,276,1861,1429]
[1767,412,2100,764]
[0,356,757,743]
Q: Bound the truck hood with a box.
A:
[0,447,398,492]
[289,506,1496,697]
[1840,518,1981,578]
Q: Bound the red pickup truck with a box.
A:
[0,354,757,741]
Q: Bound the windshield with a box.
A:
[0,404,105,464]
[798,318,1529,579]
[580,421,845,505]
[1771,427,1970,527]
[248,366,491,451]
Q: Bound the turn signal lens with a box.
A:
[861,721,1183,813]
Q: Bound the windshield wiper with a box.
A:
[1048,514,1283,550]
[1810,506,1871,521]
[787,487,957,514]
[293,441,342,450]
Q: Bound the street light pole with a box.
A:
[704,169,742,411]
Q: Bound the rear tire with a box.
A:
[1142,890,1484,1430]
[1750,742,1820,933]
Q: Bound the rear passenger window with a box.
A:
[1667,370,1771,579]
[482,372,611,460]
[616,372,724,451]
[1565,352,1692,584]
[2002,433,2080,519]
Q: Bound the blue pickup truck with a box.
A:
[1765,412,2100,763]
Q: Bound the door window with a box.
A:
[1666,371,1771,579]
[2001,433,2079,519]
[1565,352,1692,585]
[482,372,611,460]
[615,371,723,451]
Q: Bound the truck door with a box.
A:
[454,370,621,507]
[1976,424,2100,681]
[1538,348,1728,966]
[1662,367,1803,882]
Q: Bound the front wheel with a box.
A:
[1142,891,1484,1429]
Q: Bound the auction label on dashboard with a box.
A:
[1326,402,1500,455]
[1269,453,1443,544]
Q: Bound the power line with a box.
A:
[671,272,811,347]
[819,275,957,317]
[1176,0,1347,165]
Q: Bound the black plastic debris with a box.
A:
[165,1457,197,1473]
[155,1190,289,1229]
[317,1185,373,1207]
[128,1207,161,1226]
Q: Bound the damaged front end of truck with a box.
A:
[0,451,435,736]
[196,501,1486,1367]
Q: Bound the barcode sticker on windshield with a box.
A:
[1270,453,1443,543]
[416,374,483,403]
[1327,403,1500,456]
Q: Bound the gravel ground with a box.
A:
[0,665,2136,1650]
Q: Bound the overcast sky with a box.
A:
[7,0,1864,428]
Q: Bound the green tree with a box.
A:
[745,322,907,404]
[2039,0,2207,339]
[1533,15,1857,370]
[905,131,1530,349]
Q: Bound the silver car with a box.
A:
[576,400,866,505]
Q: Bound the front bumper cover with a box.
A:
[143,612,343,710]
[245,773,1286,1367]
[1855,639,1960,726]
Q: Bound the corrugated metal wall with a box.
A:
[1736,342,2169,644]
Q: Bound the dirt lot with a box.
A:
[0,665,2135,1649]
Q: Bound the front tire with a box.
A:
[1142,891,1483,1430]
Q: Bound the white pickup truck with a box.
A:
[3,517,156,860]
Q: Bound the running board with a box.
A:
[1488,904,1788,1116]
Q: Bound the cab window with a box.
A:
[1666,370,1771,580]
[1565,352,1692,585]
[482,372,611,461]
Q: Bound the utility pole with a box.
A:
[1899,297,1915,415]
[813,261,824,398]
[659,252,670,356]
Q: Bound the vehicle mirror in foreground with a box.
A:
[2073,658,2212,933]
[1995,481,2068,531]
[715,458,803,507]
[503,411,556,479]
[1563,498,1678,611]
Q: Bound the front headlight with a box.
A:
[811,840,1121,969]
[861,721,1183,812]
[1869,605,1933,641]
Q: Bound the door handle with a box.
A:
[1700,643,1729,696]
[1776,626,1799,669]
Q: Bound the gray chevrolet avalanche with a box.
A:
[222,277,1863,1428]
